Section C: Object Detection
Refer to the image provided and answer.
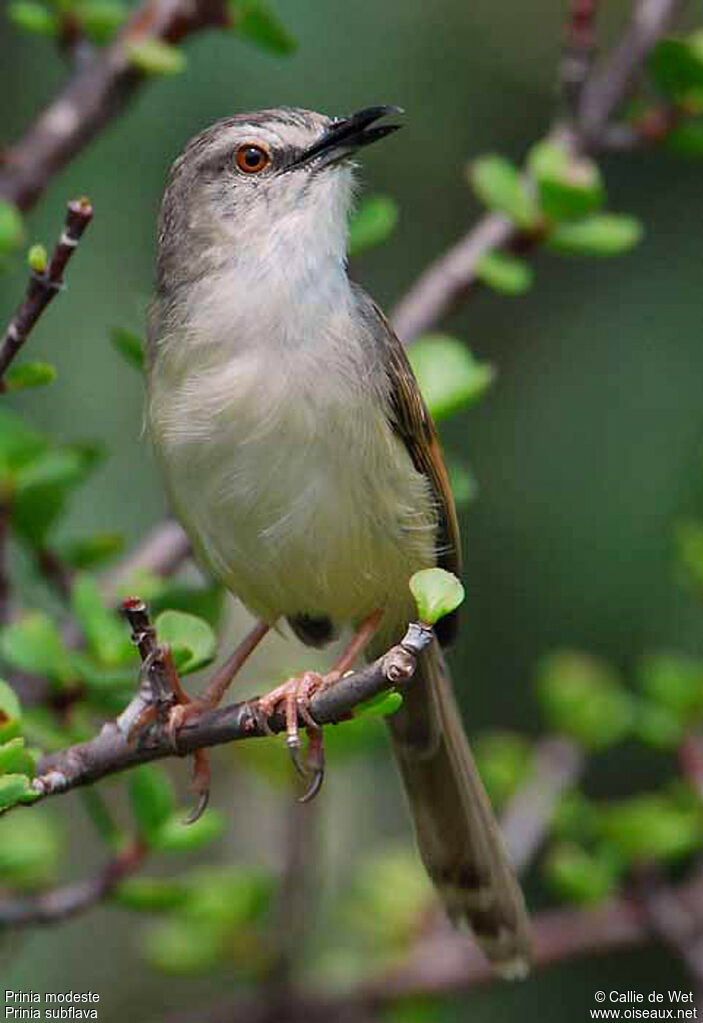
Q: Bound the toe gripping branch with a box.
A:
[118,597,210,825]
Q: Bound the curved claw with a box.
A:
[298,766,325,804]
[184,786,210,825]
[286,734,307,778]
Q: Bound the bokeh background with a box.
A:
[2,0,703,1018]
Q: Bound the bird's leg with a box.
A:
[257,609,383,801]
[166,620,270,822]
[168,619,271,737]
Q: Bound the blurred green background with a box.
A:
[2,0,703,1018]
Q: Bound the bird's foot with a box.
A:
[163,695,216,825]
[256,669,341,802]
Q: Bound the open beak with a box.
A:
[295,105,403,170]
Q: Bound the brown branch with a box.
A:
[164,875,703,1023]
[390,0,685,342]
[578,0,686,146]
[634,872,703,1013]
[501,736,584,873]
[0,840,146,928]
[561,1,600,120]
[27,622,432,804]
[0,0,229,213]
[0,197,93,383]
[101,519,191,605]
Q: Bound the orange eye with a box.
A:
[235,143,270,174]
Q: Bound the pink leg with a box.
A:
[256,610,384,801]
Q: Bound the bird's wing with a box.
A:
[352,284,461,645]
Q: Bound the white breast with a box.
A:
[147,264,437,641]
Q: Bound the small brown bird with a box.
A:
[146,106,531,975]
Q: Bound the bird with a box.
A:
[145,105,531,976]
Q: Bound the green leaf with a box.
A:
[27,243,47,273]
[0,200,24,256]
[228,0,296,55]
[409,568,465,626]
[153,810,226,853]
[0,773,39,810]
[649,35,703,98]
[12,442,103,545]
[57,532,125,570]
[114,876,190,912]
[355,690,403,718]
[150,584,225,629]
[128,765,176,842]
[667,119,703,158]
[348,195,399,257]
[74,0,127,43]
[70,574,133,667]
[0,408,47,479]
[409,335,495,420]
[637,652,703,718]
[0,812,61,887]
[601,791,703,864]
[536,650,633,749]
[0,737,36,776]
[155,610,217,675]
[553,791,603,843]
[127,38,186,75]
[474,251,534,295]
[3,361,56,392]
[346,850,432,952]
[141,919,225,974]
[633,701,685,750]
[543,842,619,905]
[470,155,540,229]
[183,867,274,927]
[0,680,22,743]
[527,140,604,221]
[0,614,75,686]
[474,731,532,808]
[547,214,643,256]
[110,327,144,371]
[8,1,58,35]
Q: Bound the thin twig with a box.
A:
[0,198,93,383]
[0,0,229,212]
[634,872,703,1013]
[578,0,686,146]
[391,0,685,342]
[101,519,191,605]
[0,840,146,928]
[27,622,431,804]
[501,736,585,873]
[160,875,703,1022]
[561,1,600,120]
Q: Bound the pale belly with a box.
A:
[149,349,438,641]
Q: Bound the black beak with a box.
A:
[295,105,403,169]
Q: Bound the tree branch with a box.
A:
[0,0,229,212]
[163,875,703,1023]
[28,622,432,804]
[0,197,93,383]
[0,840,146,928]
[390,0,685,342]
[101,519,191,605]
[561,2,600,121]
[578,0,686,145]
[501,736,584,873]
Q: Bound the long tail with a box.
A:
[386,638,531,977]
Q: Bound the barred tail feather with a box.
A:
[386,639,531,976]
